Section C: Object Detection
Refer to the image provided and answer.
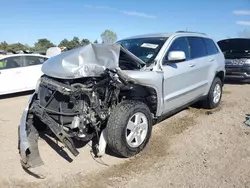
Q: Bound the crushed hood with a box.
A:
[41,43,146,79]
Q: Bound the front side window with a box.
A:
[0,56,22,70]
[23,56,48,67]
[166,37,190,60]
[187,37,207,59]
[117,37,168,64]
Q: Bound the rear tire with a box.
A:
[106,100,153,158]
[201,77,222,109]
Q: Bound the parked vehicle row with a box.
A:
[1,36,248,97]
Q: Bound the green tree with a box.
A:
[58,39,70,48]
[101,30,117,44]
[8,43,30,51]
[0,41,9,51]
[65,37,81,50]
[81,39,90,46]
[93,39,98,43]
[59,37,89,50]
[33,38,55,51]
[70,37,81,48]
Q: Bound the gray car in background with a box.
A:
[18,31,225,178]
[218,38,250,81]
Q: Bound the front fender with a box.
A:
[122,70,164,117]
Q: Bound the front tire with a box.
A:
[106,100,153,158]
[201,77,222,109]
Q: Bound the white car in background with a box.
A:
[0,54,49,95]
[0,47,63,96]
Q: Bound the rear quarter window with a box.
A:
[187,37,207,59]
[203,38,219,55]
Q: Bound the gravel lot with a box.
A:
[0,83,250,188]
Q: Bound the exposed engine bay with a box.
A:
[31,68,138,154]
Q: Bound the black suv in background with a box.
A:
[217,38,250,81]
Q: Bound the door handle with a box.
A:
[189,63,195,67]
[209,58,215,62]
[15,71,21,74]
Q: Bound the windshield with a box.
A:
[117,37,168,64]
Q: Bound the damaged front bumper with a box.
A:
[18,92,108,178]
[18,93,44,169]
[18,91,79,167]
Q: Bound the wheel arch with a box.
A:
[215,70,225,86]
[119,84,158,117]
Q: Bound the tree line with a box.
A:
[1,29,249,53]
[0,29,117,52]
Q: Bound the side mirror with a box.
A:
[164,51,186,64]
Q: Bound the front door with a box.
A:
[161,36,199,114]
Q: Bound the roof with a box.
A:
[121,33,174,40]
[120,31,208,40]
[0,53,49,60]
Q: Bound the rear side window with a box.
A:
[23,56,48,67]
[203,38,219,55]
[187,37,207,59]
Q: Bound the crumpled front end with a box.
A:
[18,68,139,178]
[18,43,161,179]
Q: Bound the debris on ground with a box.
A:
[244,115,250,126]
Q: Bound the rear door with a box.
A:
[0,56,25,95]
[186,36,211,96]
[202,37,222,90]
[22,55,48,90]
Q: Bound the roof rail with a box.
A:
[175,31,207,35]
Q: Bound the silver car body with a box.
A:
[40,32,225,117]
[18,31,225,177]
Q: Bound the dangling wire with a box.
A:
[87,143,109,167]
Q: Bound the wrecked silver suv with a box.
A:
[18,31,225,178]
